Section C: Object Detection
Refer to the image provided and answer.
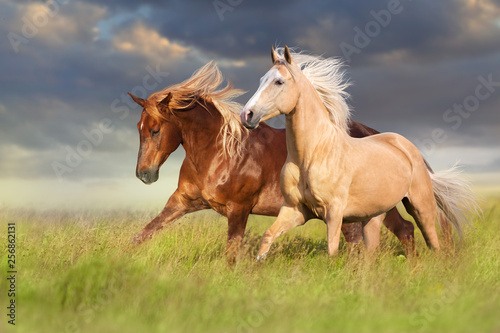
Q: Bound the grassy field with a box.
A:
[1,199,499,333]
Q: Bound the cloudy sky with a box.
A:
[1,0,499,209]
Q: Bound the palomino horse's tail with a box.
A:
[429,164,480,241]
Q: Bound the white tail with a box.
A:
[430,164,481,241]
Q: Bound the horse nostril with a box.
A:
[137,169,159,184]
[138,171,150,183]
[248,110,254,122]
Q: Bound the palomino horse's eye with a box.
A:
[150,129,160,137]
[275,79,284,86]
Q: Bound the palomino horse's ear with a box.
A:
[284,45,293,64]
[271,45,279,64]
[127,92,146,108]
[158,92,172,111]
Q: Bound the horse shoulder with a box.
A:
[177,160,203,198]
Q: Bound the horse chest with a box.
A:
[302,185,327,218]
[281,162,302,205]
[281,162,328,214]
[302,170,335,218]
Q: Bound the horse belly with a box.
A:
[344,158,411,220]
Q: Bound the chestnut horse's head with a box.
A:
[128,92,182,184]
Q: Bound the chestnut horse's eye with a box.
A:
[275,79,284,86]
[151,129,160,137]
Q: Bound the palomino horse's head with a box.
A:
[241,45,300,129]
[128,92,182,184]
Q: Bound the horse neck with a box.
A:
[285,76,349,163]
[179,102,224,165]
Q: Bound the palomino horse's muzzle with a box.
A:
[240,108,260,129]
[136,168,159,185]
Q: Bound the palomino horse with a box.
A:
[241,46,479,259]
[128,62,415,263]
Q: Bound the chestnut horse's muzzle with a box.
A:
[136,168,159,185]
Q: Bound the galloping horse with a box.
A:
[241,46,479,259]
[128,62,415,263]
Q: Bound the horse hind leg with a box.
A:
[341,222,364,254]
[341,222,363,244]
[383,207,415,255]
[402,194,440,251]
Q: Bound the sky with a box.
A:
[0,0,499,209]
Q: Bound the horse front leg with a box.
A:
[132,189,200,244]
[326,206,344,257]
[257,204,308,260]
[362,213,385,253]
[225,203,251,265]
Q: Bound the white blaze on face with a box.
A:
[244,68,281,111]
[140,122,144,131]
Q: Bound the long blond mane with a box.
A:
[275,48,352,132]
[146,61,248,157]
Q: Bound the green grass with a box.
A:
[1,201,499,333]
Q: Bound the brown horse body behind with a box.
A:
[129,63,414,262]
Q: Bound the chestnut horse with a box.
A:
[128,62,415,262]
[241,46,479,259]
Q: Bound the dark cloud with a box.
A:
[348,51,500,142]
[135,0,500,66]
[0,0,499,183]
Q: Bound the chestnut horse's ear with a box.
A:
[271,45,279,64]
[127,92,146,108]
[158,92,172,111]
[284,45,293,64]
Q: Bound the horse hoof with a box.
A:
[131,234,144,244]
[256,253,267,262]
